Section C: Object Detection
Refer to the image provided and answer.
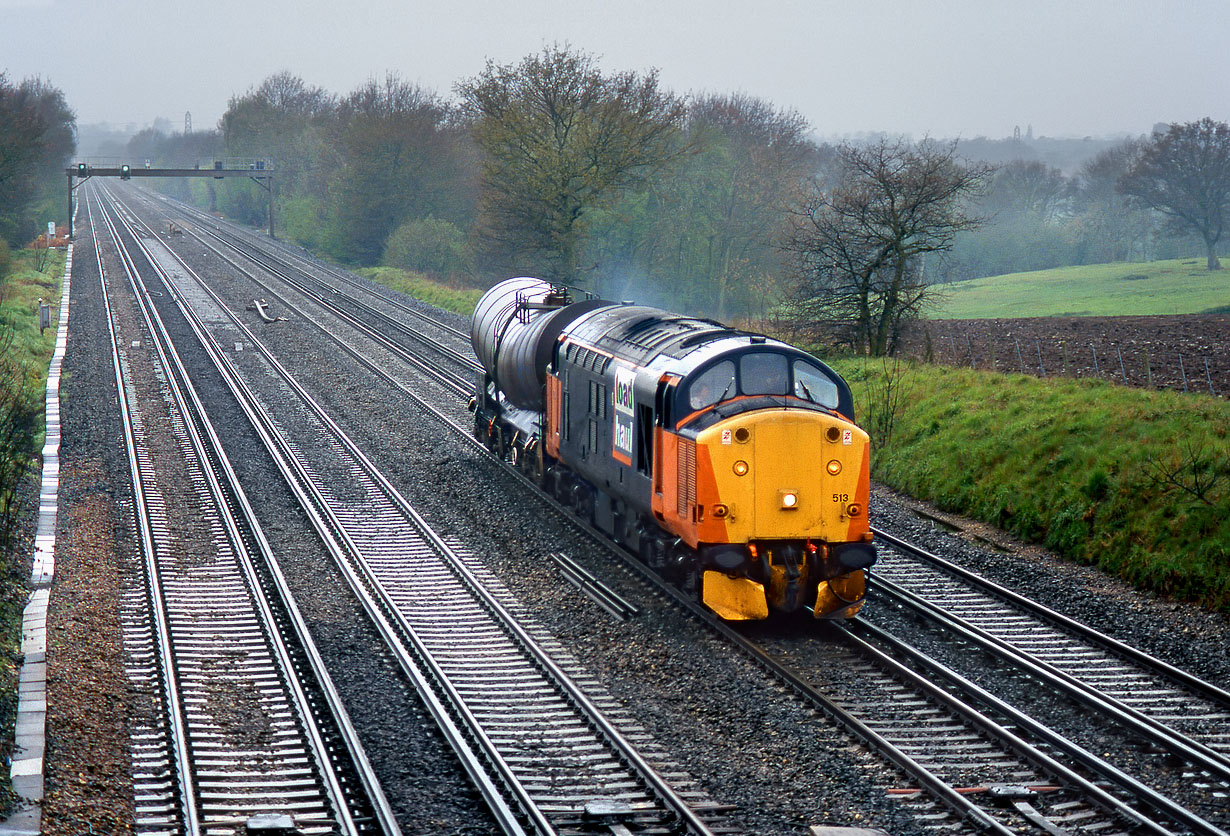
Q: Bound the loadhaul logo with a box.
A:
[612,365,635,465]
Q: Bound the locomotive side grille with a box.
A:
[678,439,697,516]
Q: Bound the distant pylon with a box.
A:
[185,110,192,135]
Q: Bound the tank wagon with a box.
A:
[471,277,877,620]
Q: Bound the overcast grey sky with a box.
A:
[2,0,1226,139]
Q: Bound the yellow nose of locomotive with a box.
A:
[695,411,870,544]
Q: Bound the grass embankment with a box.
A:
[0,246,63,808]
[1,249,62,381]
[358,266,483,317]
[829,358,1230,611]
[930,258,1230,319]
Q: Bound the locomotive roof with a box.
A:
[560,303,805,375]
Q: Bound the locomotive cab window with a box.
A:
[793,360,840,409]
[740,352,789,396]
[687,360,736,410]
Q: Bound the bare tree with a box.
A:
[786,138,990,356]
[457,45,688,286]
[1119,118,1230,270]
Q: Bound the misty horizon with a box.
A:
[4,0,1227,147]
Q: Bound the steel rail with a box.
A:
[872,526,1230,708]
[100,183,402,836]
[113,190,720,834]
[175,263,716,836]
[868,570,1230,782]
[179,318,536,836]
[848,619,1226,836]
[86,188,201,835]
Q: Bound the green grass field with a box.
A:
[929,258,1230,319]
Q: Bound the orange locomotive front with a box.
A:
[653,405,875,620]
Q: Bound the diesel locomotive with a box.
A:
[470,277,877,620]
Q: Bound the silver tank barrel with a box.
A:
[471,278,608,410]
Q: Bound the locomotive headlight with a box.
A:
[847,503,862,517]
[826,459,842,476]
[733,460,749,476]
[780,491,799,509]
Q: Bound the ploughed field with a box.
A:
[901,314,1229,396]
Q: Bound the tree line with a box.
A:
[0,73,75,251]
[124,47,1229,356]
[948,119,1230,280]
[0,73,75,547]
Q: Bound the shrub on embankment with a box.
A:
[827,357,1230,611]
[358,266,483,317]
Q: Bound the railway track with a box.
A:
[104,186,1230,836]
[84,187,395,835]
[149,192,478,382]
[860,528,1230,828]
[99,185,735,836]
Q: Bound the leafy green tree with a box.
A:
[582,94,814,318]
[458,45,687,286]
[324,74,470,264]
[222,71,336,223]
[1072,139,1152,263]
[383,216,471,277]
[1119,118,1230,270]
[949,159,1075,278]
[786,138,990,356]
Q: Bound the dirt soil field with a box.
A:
[899,314,1229,397]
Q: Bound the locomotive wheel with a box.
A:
[572,486,594,523]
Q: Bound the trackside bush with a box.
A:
[828,358,1230,611]
[383,216,471,279]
